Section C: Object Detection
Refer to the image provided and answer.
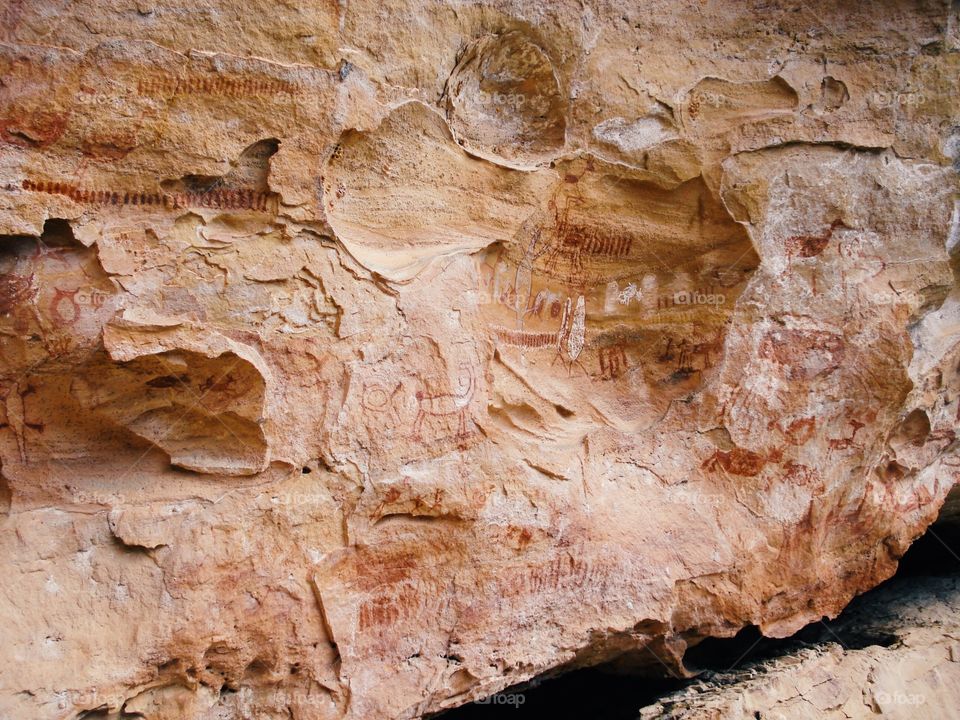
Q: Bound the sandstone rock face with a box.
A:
[0,1,958,718]
[639,575,960,720]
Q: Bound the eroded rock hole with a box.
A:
[432,665,685,719]
[890,487,960,578]
[444,31,566,167]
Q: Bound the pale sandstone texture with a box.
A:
[0,1,959,718]
[639,575,960,720]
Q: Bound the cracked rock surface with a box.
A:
[639,574,960,720]
[0,1,959,718]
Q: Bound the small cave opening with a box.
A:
[0,472,11,515]
[430,664,686,720]
[0,218,81,265]
[889,489,960,579]
[438,494,960,718]
[39,217,79,247]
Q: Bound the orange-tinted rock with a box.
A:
[0,2,958,719]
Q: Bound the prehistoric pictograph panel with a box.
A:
[477,155,759,423]
[0,3,958,720]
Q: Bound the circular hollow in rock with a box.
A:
[444,31,566,169]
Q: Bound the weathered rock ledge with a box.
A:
[640,573,960,720]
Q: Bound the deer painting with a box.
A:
[413,363,475,440]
